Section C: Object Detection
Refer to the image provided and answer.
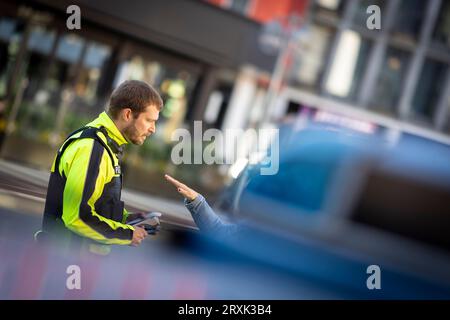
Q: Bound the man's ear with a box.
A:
[121,108,132,122]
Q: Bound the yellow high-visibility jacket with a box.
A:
[42,112,135,248]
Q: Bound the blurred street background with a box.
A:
[0,0,450,299]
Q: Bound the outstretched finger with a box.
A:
[164,174,184,189]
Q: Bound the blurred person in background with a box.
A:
[36,80,163,255]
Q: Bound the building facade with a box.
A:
[209,0,450,144]
[0,0,275,173]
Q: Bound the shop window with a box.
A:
[432,0,450,48]
[0,17,22,97]
[56,34,85,65]
[0,17,17,42]
[325,30,372,102]
[291,24,333,90]
[369,47,410,114]
[391,0,426,41]
[27,25,55,55]
[412,59,448,122]
[72,42,112,106]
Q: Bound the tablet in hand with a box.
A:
[128,212,162,226]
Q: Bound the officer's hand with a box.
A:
[130,226,147,246]
[164,174,199,201]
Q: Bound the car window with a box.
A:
[245,160,336,212]
[351,166,450,253]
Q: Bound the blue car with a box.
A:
[211,125,450,299]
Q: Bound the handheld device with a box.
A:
[128,212,162,235]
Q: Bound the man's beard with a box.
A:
[123,122,144,145]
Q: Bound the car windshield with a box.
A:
[242,139,358,213]
[245,160,335,212]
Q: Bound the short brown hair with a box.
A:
[108,80,163,118]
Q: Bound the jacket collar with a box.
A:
[87,112,129,148]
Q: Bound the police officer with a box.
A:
[38,80,163,254]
